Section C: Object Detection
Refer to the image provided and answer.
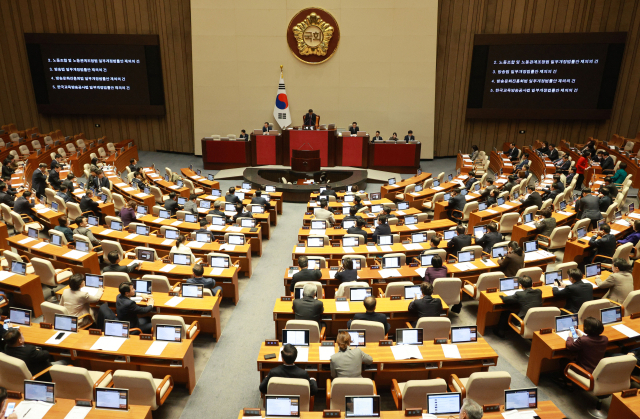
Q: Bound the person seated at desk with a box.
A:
[196,218,215,242]
[581,139,597,157]
[118,200,136,227]
[576,189,603,229]
[480,177,496,198]
[498,241,524,277]
[371,131,382,142]
[60,273,103,328]
[225,187,242,204]
[596,258,633,304]
[470,145,479,162]
[565,166,577,185]
[208,200,228,221]
[342,206,361,228]
[128,158,139,173]
[262,122,270,133]
[48,164,62,190]
[171,234,195,257]
[330,330,373,378]
[476,222,502,254]
[447,224,471,256]
[320,184,337,198]
[547,143,559,161]
[93,169,111,191]
[541,174,563,197]
[501,175,517,193]
[290,256,322,292]
[164,192,181,215]
[600,176,618,197]
[553,268,593,313]
[515,154,530,171]
[537,141,550,155]
[251,190,270,210]
[116,282,154,334]
[259,343,318,395]
[54,215,74,243]
[348,122,359,135]
[348,296,390,334]
[293,283,324,327]
[347,218,368,243]
[495,275,542,338]
[14,190,36,220]
[239,129,248,140]
[506,142,519,161]
[520,185,542,209]
[611,161,628,185]
[597,188,612,212]
[388,132,399,142]
[336,258,358,283]
[459,399,483,419]
[372,214,391,244]
[352,196,364,213]
[587,224,616,265]
[555,154,571,173]
[403,130,415,143]
[541,182,562,203]
[534,207,556,238]
[408,282,443,326]
[1,155,15,180]
[183,193,198,215]
[232,202,252,224]
[132,171,147,190]
[303,109,318,128]
[447,188,466,218]
[74,216,101,247]
[80,189,100,218]
[519,165,530,181]
[314,200,335,225]
[2,329,66,381]
[464,171,476,190]
[56,185,71,203]
[423,255,447,284]
[600,150,615,174]
[566,316,608,374]
[187,264,222,297]
[618,220,640,247]
[62,173,76,200]
[426,236,441,250]
[486,188,499,206]
[104,250,139,273]
[591,150,605,164]
[0,182,15,207]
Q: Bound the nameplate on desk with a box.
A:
[409,263,418,267]
[302,226,309,230]
[296,243,305,247]
[89,328,102,336]
[305,212,312,215]
[390,295,402,301]
[630,312,640,320]
[532,281,543,287]
[379,339,393,346]
[539,328,552,335]
[371,266,380,270]
[169,291,179,296]
[39,322,52,329]
[243,408,262,416]
[402,240,410,244]
[321,340,335,346]
[336,297,347,301]
[265,339,279,346]
[621,388,638,398]
[483,404,500,413]
[486,288,497,293]
[404,408,422,416]
[75,399,92,407]
[330,267,339,271]
[280,296,292,301]
[434,338,448,345]
[367,242,375,246]
[140,334,153,340]
[332,243,340,247]
[7,391,21,399]
[323,410,341,418]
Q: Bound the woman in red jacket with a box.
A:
[575,150,590,191]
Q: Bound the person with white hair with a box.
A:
[459,398,483,419]
[292,283,324,326]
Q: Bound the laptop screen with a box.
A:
[555,314,578,332]
[524,240,538,253]
[241,218,256,228]
[473,225,486,238]
[307,237,324,247]
[311,220,327,230]
[165,229,179,240]
[388,178,396,185]
[340,329,366,347]
[404,215,418,225]
[377,235,393,246]
[450,326,477,343]
[176,180,184,188]
[136,205,148,215]
[265,396,300,418]
[209,256,229,268]
[172,253,191,266]
[251,205,264,213]
[185,214,198,223]
[345,395,381,418]
[11,261,27,275]
[370,192,381,200]
[601,306,622,325]
[236,192,245,200]
[282,329,310,347]
[137,248,155,261]
[136,225,150,236]
[28,227,38,239]
[76,241,89,252]
[499,277,518,292]
[497,197,505,205]
[95,388,128,411]
[457,251,474,262]
[350,287,372,302]
[443,230,457,240]
[585,263,601,277]
[427,393,461,415]
[343,220,356,229]
[84,274,103,288]
[411,232,427,243]
[88,216,99,226]
[382,256,400,269]
[397,202,409,210]
[576,227,587,239]
[181,283,203,298]
[24,381,55,403]
[9,307,31,326]
[54,314,78,332]
[523,213,533,223]
[343,236,359,247]
[51,233,62,246]
[545,270,561,285]
[396,328,423,345]
[504,388,538,411]
[156,324,183,342]
[132,279,152,294]
[242,182,251,190]
[228,234,244,245]
[225,203,236,212]
[211,216,225,226]
[404,285,422,300]
[414,185,423,192]
[104,320,130,338]
[421,254,434,267]
[294,287,304,299]
[110,220,123,231]
[199,200,211,209]
[158,210,170,219]
[478,202,487,211]
[370,204,382,213]
[177,197,186,205]
[344,194,355,202]
[265,185,276,192]
[492,246,508,258]
[196,232,212,243]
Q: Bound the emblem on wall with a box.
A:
[287,8,340,64]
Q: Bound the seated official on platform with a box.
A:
[501,175,517,193]
[372,214,391,244]
[239,129,249,140]
[486,189,499,206]
[520,185,542,209]
[476,223,502,254]
[196,219,216,242]
[403,130,415,143]
[408,282,443,326]
[600,151,615,174]
[498,241,524,277]
[60,273,103,328]
[116,282,154,334]
[259,343,318,395]
[314,200,335,225]
[595,258,633,304]
[423,255,448,284]
[262,122,270,133]
[232,203,252,224]
[555,155,571,173]
[464,171,476,190]
[330,330,373,378]
[547,143,559,161]
[470,145,479,162]
[588,224,616,264]
[290,256,322,292]
[292,283,324,327]
[347,219,368,244]
[57,185,71,203]
[2,329,61,381]
[0,183,15,207]
[389,132,399,142]
[611,162,628,184]
[495,275,542,338]
[225,187,241,204]
[536,141,550,155]
[347,296,390,334]
[371,131,383,142]
[565,167,577,185]
[208,200,227,220]
[93,169,111,190]
[348,122,359,135]
[566,317,608,373]
[104,250,140,273]
[303,109,318,128]
[552,269,593,313]
[187,264,222,297]
[447,225,471,255]
[336,258,358,283]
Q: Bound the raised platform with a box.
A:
[243,168,368,202]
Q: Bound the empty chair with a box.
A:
[151,315,199,339]
[413,317,451,340]
[49,229,68,245]
[101,240,124,260]
[11,210,44,233]
[150,186,168,204]
[76,138,86,149]
[266,377,314,411]
[349,320,386,342]
[112,193,126,212]
[463,271,505,300]
[103,272,130,288]
[451,201,478,223]
[595,243,633,269]
[336,281,369,298]
[576,300,611,325]
[622,290,640,316]
[66,202,84,220]
[107,142,116,153]
[66,143,77,153]
[382,281,415,298]
[285,320,325,343]
[19,145,30,157]
[31,257,73,288]
[142,274,172,293]
[432,278,462,309]
[514,267,543,284]
[0,353,49,392]
[49,365,113,400]
[391,378,448,410]
[449,371,511,406]
[98,147,107,158]
[184,178,204,195]
[395,183,415,201]
[498,213,520,237]
[509,307,561,339]
[112,371,173,411]
[3,250,34,274]
[422,192,444,211]
[326,378,376,411]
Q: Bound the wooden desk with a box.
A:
[105,171,156,210]
[297,219,457,242]
[468,200,523,230]
[0,221,8,250]
[526,315,640,384]
[0,272,45,317]
[8,235,101,274]
[105,142,139,174]
[433,192,482,220]
[180,167,220,192]
[142,168,190,198]
[403,175,472,209]
[307,198,394,213]
[455,153,474,174]
[379,172,431,199]
[489,150,514,175]
[203,195,275,231]
[609,392,640,419]
[302,208,421,226]
[15,324,197,393]
[511,209,577,246]
[5,397,152,419]
[272,297,448,340]
[526,146,556,180]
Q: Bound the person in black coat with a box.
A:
[348,122,359,135]
[336,258,358,283]
[303,110,318,127]
[116,282,154,334]
[520,186,542,209]
[1,156,15,180]
[164,192,181,215]
[448,188,466,218]
[48,165,62,190]
[403,130,415,143]
[495,275,543,337]
[238,129,249,140]
[464,171,476,190]
[187,264,222,296]
[506,143,519,161]
[3,329,55,381]
[501,175,517,193]
[347,219,368,244]
[14,191,36,219]
[476,222,502,254]
[259,344,318,395]
[232,203,252,223]
[320,184,337,198]
[103,250,139,273]
[588,224,617,264]
[341,206,361,227]
[447,225,472,256]
[597,189,613,213]
[80,190,100,217]
[128,158,139,173]
[486,189,499,206]
[292,283,324,326]
[372,214,392,244]
[62,173,76,200]
[565,168,577,185]
[0,183,15,207]
[408,282,443,326]
[290,256,322,292]
[93,170,110,191]
[250,190,269,209]
[552,268,593,313]
[31,163,48,199]
[225,187,241,204]
[262,122,270,133]
[600,151,615,174]
[348,296,390,333]
[547,144,559,161]
[556,155,571,174]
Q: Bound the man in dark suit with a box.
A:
[564,167,577,186]
[537,141,550,155]
[501,175,517,193]
[408,283,443,326]
[14,190,36,219]
[3,329,56,381]
[195,219,216,243]
[576,189,602,228]
[80,190,100,217]
[464,171,476,190]
[447,224,472,256]
[239,129,249,140]
[598,189,613,212]
[495,275,543,337]
[556,155,571,174]
[208,200,228,222]
[0,182,15,207]
[292,283,324,326]
[403,130,415,143]
[116,282,154,334]
[56,185,71,203]
[520,185,542,209]
[372,214,392,244]
[48,165,62,190]
[303,109,318,127]
[262,122,270,133]
[347,219,368,243]
[259,344,318,395]
[164,192,181,215]
[371,131,382,142]
[290,256,322,292]
[250,190,270,210]
[93,170,110,191]
[476,222,502,254]
[341,206,361,227]
[447,188,466,218]
[225,187,241,204]
[602,177,618,197]
[1,156,15,180]
[50,154,64,170]
[348,296,390,333]
[600,151,615,174]
[588,224,617,264]
[552,269,593,313]
[506,143,519,161]
[187,263,222,296]
[62,173,76,200]
[348,122,359,135]
[352,196,364,213]
[232,202,252,223]
[547,144,559,161]
[103,250,139,273]
[128,158,139,173]
[320,184,337,198]
[32,163,48,199]
[542,183,562,203]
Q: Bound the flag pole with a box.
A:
[280,64,283,74]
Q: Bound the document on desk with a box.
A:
[403,243,423,250]
[220,244,236,251]
[335,301,351,312]
[406,225,419,230]
[0,271,14,281]
[146,341,169,356]
[153,217,164,223]
[187,241,205,248]
[160,264,176,273]
[524,222,537,228]
[502,409,538,419]
[432,186,444,191]
[498,204,514,209]
[63,405,92,419]
[124,233,138,240]
[101,229,114,235]
[364,201,372,205]
[453,262,476,271]
[170,220,182,227]
[45,331,72,345]
[502,290,521,296]
[441,344,461,359]
[366,246,378,252]
[91,336,127,351]
[279,346,308,362]
[15,400,53,419]
[628,212,640,219]
[414,267,427,277]
[63,250,87,260]
[329,270,337,279]
[319,345,336,360]
[395,210,406,216]
[615,219,631,227]
[342,202,351,207]
[342,247,355,253]
[380,245,393,252]
[226,226,243,232]
[161,239,175,246]
[31,241,48,250]
[209,225,225,231]
[210,267,224,276]
[612,324,640,338]
[165,296,185,307]
[485,209,499,214]
[295,246,306,253]
[481,259,497,267]
[379,269,402,278]
[391,345,423,360]
[18,237,36,245]
[36,208,51,214]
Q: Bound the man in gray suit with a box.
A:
[292,284,324,326]
[313,200,335,225]
[595,258,633,304]
[576,189,602,229]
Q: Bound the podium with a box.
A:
[291,149,320,172]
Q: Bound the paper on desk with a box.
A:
[502,290,521,296]
[557,211,573,216]
[319,345,336,360]
[343,247,355,253]
[342,202,351,207]
[485,209,499,214]
[627,212,640,219]
[165,296,185,307]
[18,237,36,245]
[432,186,444,191]
[308,203,318,207]
[403,243,423,250]
[63,405,92,419]
[101,229,114,235]
[615,219,631,227]
[414,267,427,277]
[279,346,308,362]
[364,201,372,205]
[36,208,50,214]
[524,222,537,228]
[499,204,513,209]
[170,220,182,227]
[379,269,402,278]
[309,229,325,235]
[32,241,48,250]
[329,270,337,279]
[612,324,640,338]
[187,241,205,248]
[124,233,138,240]
[80,286,100,296]
[169,185,179,189]
[153,217,164,223]
[209,225,225,231]
[406,225,419,230]
[146,341,169,356]
[160,264,175,273]
[366,246,378,252]
[63,250,87,260]
[480,259,497,267]
[45,331,72,345]
[422,414,438,419]
[91,336,127,351]
[226,226,243,232]
[442,344,461,359]
[391,345,423,360]
[610,229,622,235]
[135,193,148,198]
[335,302,350,312]
[454,262,475,271]
[128,259,143,267]
[122,187,135,192]
[380,245,393,252]
[15,400,53,419]
[220,244,236,251]
[295,246,306,253]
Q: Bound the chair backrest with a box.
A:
[0,352,33,391]
[622,290,640,316]
[330,378,375,411]
[308,234,329,245]
[460,245,483,259]
[350,320,385,342]
[343,233,364,245]
[577,299,611,325]
[474,272,506,300]
[3,249,26,268]
[554,262,577,279]
[432,278,462,306]
[383,252,406,267]
[465,372,512,406]
[285,320,321,343]
[514,267,543,284]
[49,229,68,245]
[383,281,415,297]
[306,256,326,269]
[421,249,446,260]
[0,203,12,225]
[540,199,553,211]
[101,240,124,259]
[336,281,368,298]
[31,257,58,287]
[67,202,83,220]
[112,193,126,212]
[521,205,538,218]
[41,301,68,323]
[498,213,520,233]
[142,274,172,293]
[267,378,311,411]
[103,271,130,288]
[342,254,366,267]
[521,307,561,339]
[49,365,96,400]
[612,243,633,262]
[591,355,637,396]
[19,145,29,155]
[73,234,93,251]
[400,379,448,410]
[292,281,323,298]
[151,315,188,339]
[112,370,161,410]
[572,218,591,236]
[415,317,451,340]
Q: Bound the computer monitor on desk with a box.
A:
[95,388,129,411]
[499,277,518,292]
[104,320,130,338]
[8,307,31,326]
[156,324,182,342]
[544,270,561,285]
[585,263,601,277]
[601,306,622,325]
[282,330,310,347]
[504,388,538,411]
[450,326,477,343]
[443,230,457,241]
[427,392,461,416]
[345,395,380,418]
[181,283,203,298]
[343,220,356,229]
[339,329,366,347]
[555,314,578,332]
[349,287,372,302]
[396,328,423,345]
[54,314,78,333]
[132,279,152,295]
[265,395,300,418]
[24,380,55,404]
[172,253,191,266]
[377,235,393,246]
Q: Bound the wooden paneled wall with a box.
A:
[435,0,640,156]
[0,0,193,153]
